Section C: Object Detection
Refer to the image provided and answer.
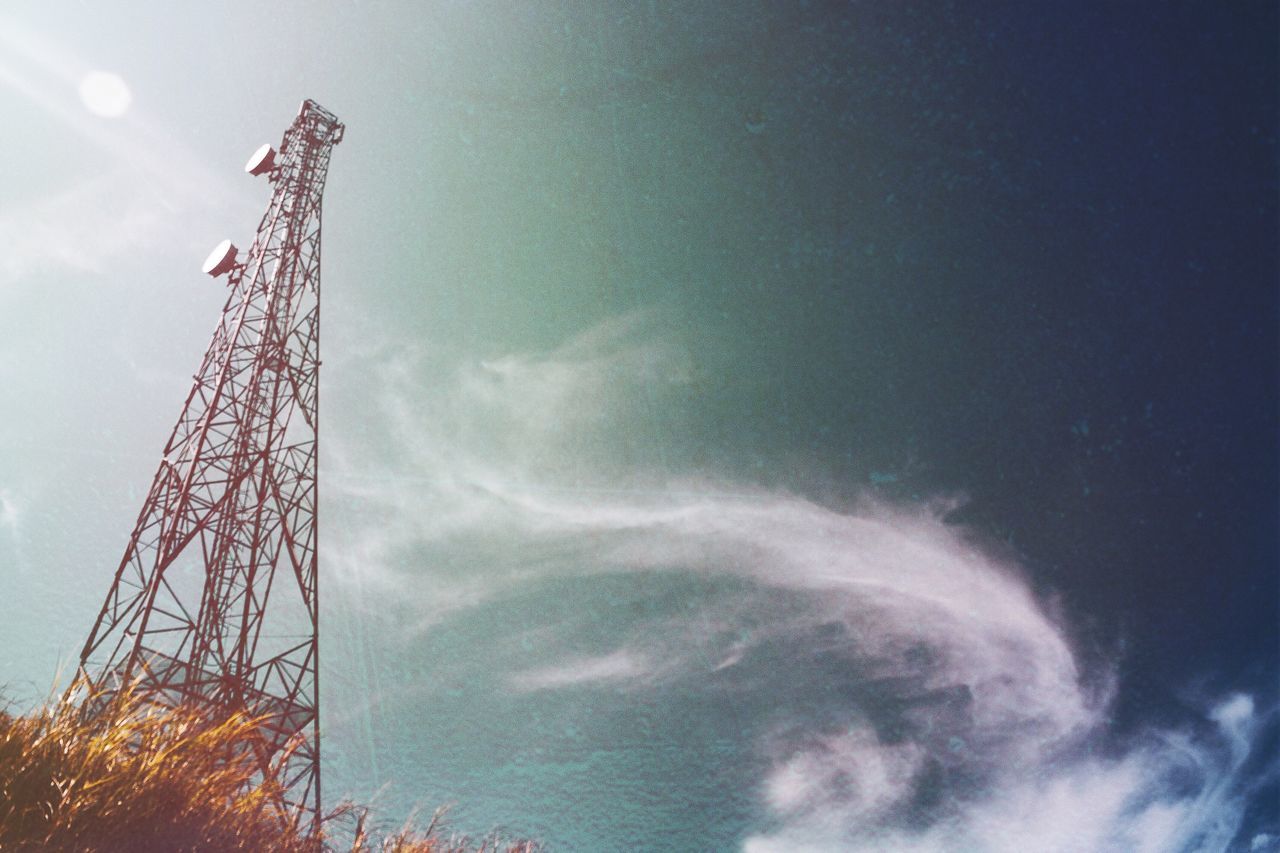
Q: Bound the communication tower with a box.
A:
[75,99,343,830]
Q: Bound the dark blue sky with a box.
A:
[643,0,1279,719]
[654,3,1280,842]
[862,1,1279,713]
[700,0,1279,697]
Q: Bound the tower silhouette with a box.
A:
[75,99,343,829]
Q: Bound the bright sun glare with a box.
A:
[78,70,131,117]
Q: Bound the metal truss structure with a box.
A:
[75,99,344,831]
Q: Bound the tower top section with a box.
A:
[295,98,344,145]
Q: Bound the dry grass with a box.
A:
[0,688,540,852]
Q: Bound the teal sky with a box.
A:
[2,3,1275,850]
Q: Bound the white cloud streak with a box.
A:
[508,649,657,692]
[743,693,1270,853]
[323,310,1269,851]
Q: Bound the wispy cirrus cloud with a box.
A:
[322,309,1272,851]
[508,649,658,692]
[745,692,1274,852]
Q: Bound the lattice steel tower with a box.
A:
[75,99,343,830]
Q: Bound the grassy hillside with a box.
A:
[0,688,539,852]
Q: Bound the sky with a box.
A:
[0,2,1276,850]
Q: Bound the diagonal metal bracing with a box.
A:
[74,100,343,833]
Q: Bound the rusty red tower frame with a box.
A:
[75,99,343,830]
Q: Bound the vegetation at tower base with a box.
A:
[0,686,541,852]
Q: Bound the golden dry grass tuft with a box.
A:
[0,688,540,852]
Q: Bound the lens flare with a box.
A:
[78,70,131,117]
